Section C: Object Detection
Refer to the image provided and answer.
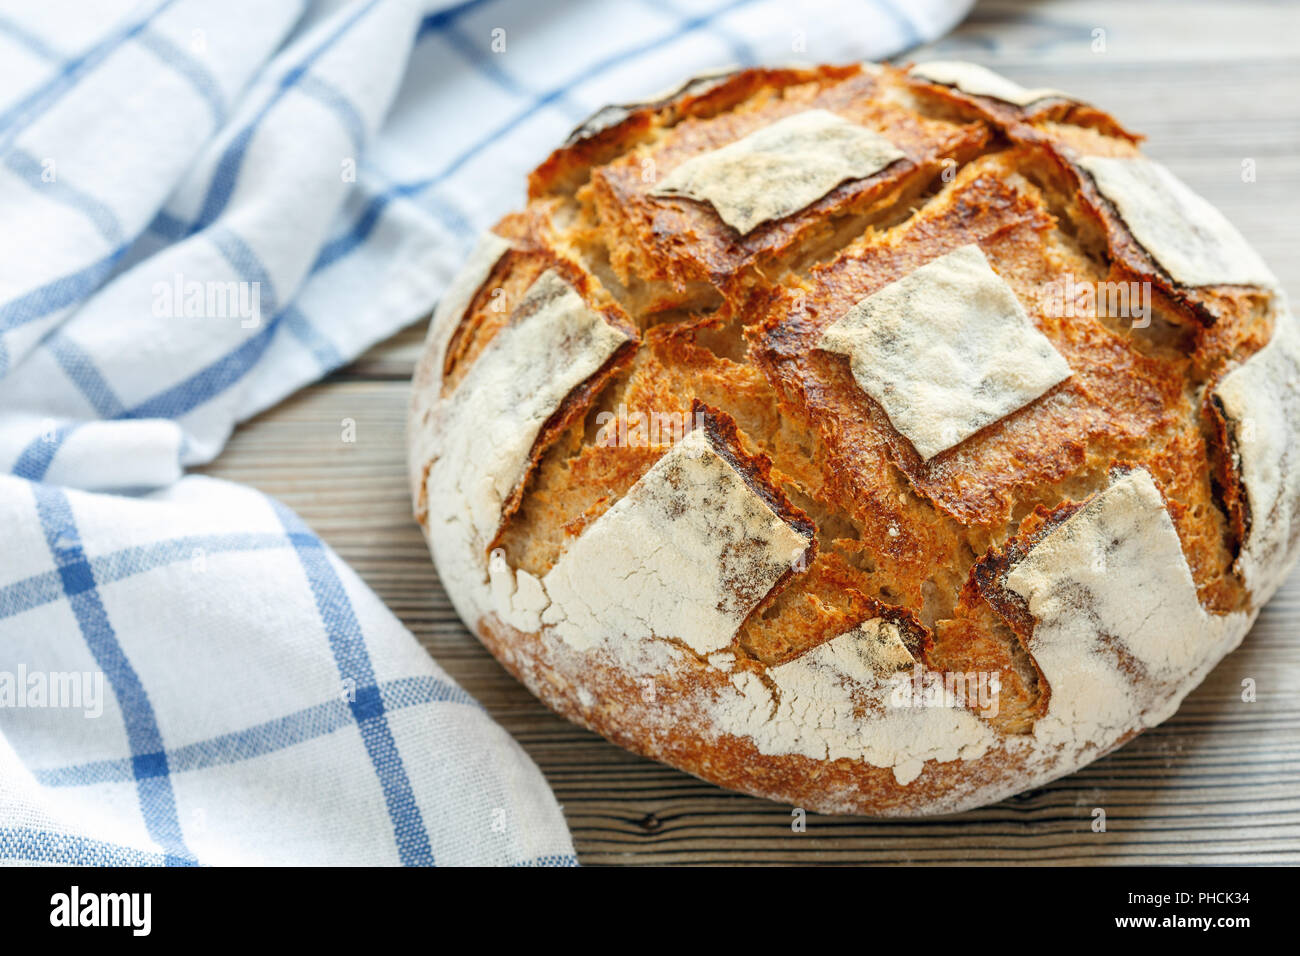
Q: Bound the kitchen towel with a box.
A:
[0,0,973,864]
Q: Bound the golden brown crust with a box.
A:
[529,66,860,198]
[902,66,1144,144]
[410,61,1283,815]
[588,70,991,304]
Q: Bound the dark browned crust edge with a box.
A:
[690,397,817,546]
[440,246,522,386]
[487,259,642,555]
[529,64,865,198]
[1050,148,1262,328]
[1205,387,1251,562]
[902,67,1144,143]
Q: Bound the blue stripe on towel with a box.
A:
[0,531,291,620]
[36,675,479,787]
[0,828,171,866]
[0,11,64,63]
[135,26,229,127]
[0,244,127,336]
[31,483,196,866]
[0,0,181,155]
[4,148,125,245]
[46,331,128,418]
[184,0,380,237]
[271,500,435,866]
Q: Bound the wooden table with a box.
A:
[201,0,1300,864]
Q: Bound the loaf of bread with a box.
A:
[407,61,1298,814]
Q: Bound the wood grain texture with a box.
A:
[199,0,1300,864]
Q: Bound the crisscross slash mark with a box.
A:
[271,501,435,866]
[31,484,196,866]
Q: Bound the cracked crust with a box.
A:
[408,62,1293,815]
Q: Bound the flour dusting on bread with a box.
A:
[541,420,814,654]
[1211,300,1300,600]
[651,108,905,234]
[424,268,632,554]
[1079,155,1275,288]
[1004,469,1246,756]
[819,243,1073,460]
[911,61,1068,106]
[422,231,512,390]
[709,622,994,785]
[409,60,1285,816]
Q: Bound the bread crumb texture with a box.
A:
[408,61,1296,815]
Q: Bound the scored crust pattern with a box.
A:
[818,242,1074,459]
[408,61,1299,815]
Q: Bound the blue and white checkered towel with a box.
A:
[0,0,971,865]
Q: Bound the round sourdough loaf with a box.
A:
[407,61,1300,815]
